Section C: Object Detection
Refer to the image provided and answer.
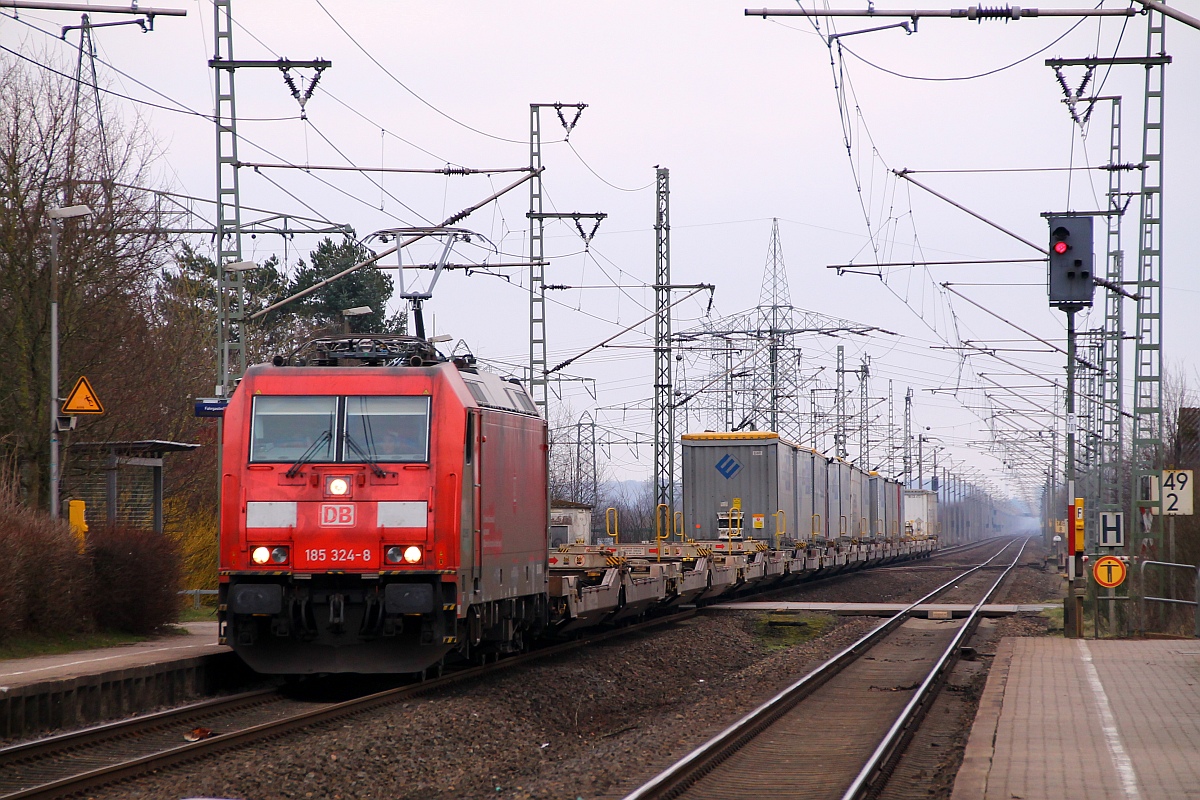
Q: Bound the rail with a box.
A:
[177,589,217,610]
[620,537,1021,800]
[840,537,1029,799]
[0,610,697,800]
[1138,560,1200,638]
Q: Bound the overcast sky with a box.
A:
[4,1,1198,507]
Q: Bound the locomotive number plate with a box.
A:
[320,503,356,526]
[303,548,373,564]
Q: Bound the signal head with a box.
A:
[1046,216,1094,308]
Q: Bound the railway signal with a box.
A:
[1046,213,1095,638]
[1047,215,1095,308]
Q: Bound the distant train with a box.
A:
[681,432,905,544]
[217,335,939,676]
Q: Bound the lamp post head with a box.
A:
[224,260,259,272]
[48,205,94,220]
[340,306,372,335]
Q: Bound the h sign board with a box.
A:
[1099,512,1124,547]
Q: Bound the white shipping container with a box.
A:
[904,489,939,539]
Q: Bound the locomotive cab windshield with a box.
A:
[250,395,431,464]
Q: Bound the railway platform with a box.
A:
[952,637,1200,800]
[0,622,239,739]
[0,622,224,691]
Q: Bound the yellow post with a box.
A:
[67,499,88,553]
[773,510,786,550]
[606,507,620,546]
[655,503,670,561]
[674,511,684,543]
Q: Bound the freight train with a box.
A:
[217,334,937,675]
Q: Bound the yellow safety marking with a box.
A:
[682,431,779,440]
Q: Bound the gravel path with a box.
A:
[89,539,1062,800]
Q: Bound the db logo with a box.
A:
[320,504,356,527]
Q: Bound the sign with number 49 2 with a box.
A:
[1151,470,1194,516]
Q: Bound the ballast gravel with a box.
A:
[88,613,878,800]
[88,542,1061,800]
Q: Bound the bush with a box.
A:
[164,495,218,593]
[87,525,182,635]
[0,496,93,640]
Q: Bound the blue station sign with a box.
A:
[194,398,229,418]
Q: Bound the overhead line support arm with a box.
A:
[745,6,1136,20]
[208,58,332,69]
[895,170,1047,254]
[941,283,1098,370]
[0,0,185,13]
[1129,0,1200,32]
[548,285,714,376]
[248,168,541,320]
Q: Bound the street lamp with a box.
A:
[342,306,372,334]
[47,204,93,517]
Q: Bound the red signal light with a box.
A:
[1053,240,1070,255]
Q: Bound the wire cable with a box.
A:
[836,14,1091,82]
[305,118,433,224]
[311,0,529,145]
[566,141,654,192]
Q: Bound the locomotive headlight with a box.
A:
[385,545,423,564]
[270,546,289,564]
[325,476,351,497]
[251,546,271,565]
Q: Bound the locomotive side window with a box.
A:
[505,387,538,415]
[463,380,489,405]
[250,396,336,462]
[343,396,430,463]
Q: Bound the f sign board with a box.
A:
[1150,470,1194,516]
[1072,498,1085,554]
[1099,512,1124,547]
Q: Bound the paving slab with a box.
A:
[0,622,225,692]
[952,637,1200,800]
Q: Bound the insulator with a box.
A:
[966,5,1022,22]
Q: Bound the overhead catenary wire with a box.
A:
[310,0,530,146]
[833,14,1092,82]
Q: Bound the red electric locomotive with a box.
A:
[218,336,549,674]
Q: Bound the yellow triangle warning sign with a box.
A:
[61,376,105,415]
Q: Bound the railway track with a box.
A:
[0,610,698,800]
[0,539,975,799]
[620,537,1029,800]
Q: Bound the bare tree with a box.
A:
[0,54,174,508]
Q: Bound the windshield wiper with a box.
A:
[285,430,332,478]
[344,433,387,478]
